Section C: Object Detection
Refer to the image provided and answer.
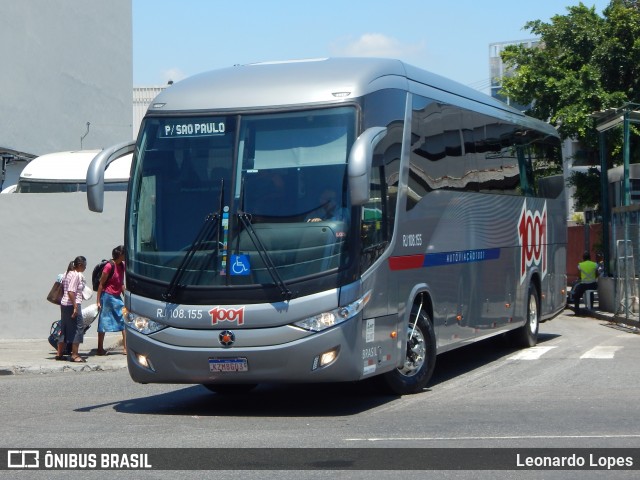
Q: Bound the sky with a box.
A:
[132,0,612,93]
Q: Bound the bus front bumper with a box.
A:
[125,320,369,385]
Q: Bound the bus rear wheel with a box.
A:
[381,307,436,395]
[509,283,539,348]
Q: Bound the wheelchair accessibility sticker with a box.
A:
[230,254,251,276]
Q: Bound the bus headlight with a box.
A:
[125,311,166,334]
[294,290,371,332]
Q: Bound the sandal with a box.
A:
[70,356,86,363]
[55,355,66,361]
[96,349,108,356]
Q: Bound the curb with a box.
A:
[0,360,128,376]
[0,336,128,376]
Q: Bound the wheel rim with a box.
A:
[398,319,426,377]
[528,293,538,335]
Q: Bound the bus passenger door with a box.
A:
[358,144,401,372]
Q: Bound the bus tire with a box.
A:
[510,283,539,348]
[381,307,436,395]
[202,384,257,394]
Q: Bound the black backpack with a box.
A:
[91,259,115,291]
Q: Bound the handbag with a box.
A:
[82,284,93,301]
[46,281,64,305]
[48,320,72,354]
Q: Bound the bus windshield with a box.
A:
[128,106,356,291]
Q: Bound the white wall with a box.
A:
[0,0,132,156]
[0,192,126,338]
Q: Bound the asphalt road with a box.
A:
[1,311,639,479]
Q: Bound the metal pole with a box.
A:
[623,109,631,206]
[624,214,630,320]
[623,109,632,319]
[80,122,91,149]
[599,131,610,274]
[0,157,6,190]
[612,211,619,314]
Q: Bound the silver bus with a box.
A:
[88,58,567,395]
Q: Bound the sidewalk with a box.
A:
[0,334,128,376]
[575,303,640,329]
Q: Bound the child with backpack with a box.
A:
[95,245,126,355]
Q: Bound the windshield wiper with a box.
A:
[237,176,293,301]
[163,179,224,302]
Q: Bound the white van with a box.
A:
[4,150,132,193]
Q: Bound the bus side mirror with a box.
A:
[87,141,135,212]
[348,127,387,206]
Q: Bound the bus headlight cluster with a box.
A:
[124,310,166,334]
[294,290,371,332]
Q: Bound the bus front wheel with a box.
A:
[381,307,436,395]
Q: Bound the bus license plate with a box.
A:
[209,358,248,373]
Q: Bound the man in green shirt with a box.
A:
[573,251,598,315]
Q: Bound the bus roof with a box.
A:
[147,57,557,139]
[19,150,132,182]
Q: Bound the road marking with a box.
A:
[345,434,640,442]
[580,346,622,359]
[507,346,556,360]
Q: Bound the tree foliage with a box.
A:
[567,168,602,211]
[500,0,640,152]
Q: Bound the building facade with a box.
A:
[133,86,167,139]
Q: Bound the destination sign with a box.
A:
[160,120,226,138]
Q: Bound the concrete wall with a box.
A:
[0,192,126,338]
[0,0,132,156]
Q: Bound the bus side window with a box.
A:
[406,98,479,210]
[360,153,401,273]
[516,145,536,196]
[359,89,403,271]
[360,164,385,272]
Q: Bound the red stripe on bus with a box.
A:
[388,255,425,271]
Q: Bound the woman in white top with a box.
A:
[56,256,87,362]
